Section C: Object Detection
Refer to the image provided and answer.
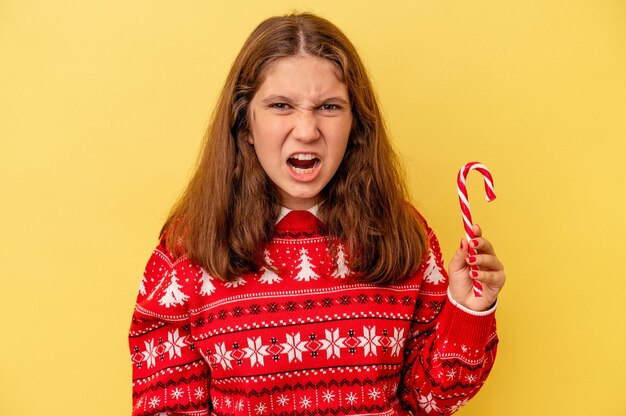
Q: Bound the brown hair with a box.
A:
[163,12,428,284]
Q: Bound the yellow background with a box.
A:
[1,0,625,414]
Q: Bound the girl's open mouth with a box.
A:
[287,153,320,174]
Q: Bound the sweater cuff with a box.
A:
[447,288,498,316]
[438,288,497,345]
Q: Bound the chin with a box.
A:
[281,189,323,208]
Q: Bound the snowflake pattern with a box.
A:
[389,328,406,357]
[207,326,407,371]
[213,342,234,370]
[449,398,470,413]
[281,332,308,363]
[446,368,457,381]
[319,328,346,359]
[277,395,290,406]
[243,336,269,367]
[255,403,267,414]
[300,396,312,409]
[148,396,160,409]
[358,326,381,356]
[322,390,335,403]
[368,388,381,400]
[194,387,206,401]
[170,387,184,399]
[142,339,158,368]
[134,397,144,410]
[345,392,358,405]
[164,329,186,359]
[138,329,193,372]
[418,393,440,414]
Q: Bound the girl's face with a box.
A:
[247,55,353,210]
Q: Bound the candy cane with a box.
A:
[457,162,496,297]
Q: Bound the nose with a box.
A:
[291,110,320,143]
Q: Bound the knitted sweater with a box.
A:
[129,211,498,416]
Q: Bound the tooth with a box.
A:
[292,154,316,160]
[292,166,315,173]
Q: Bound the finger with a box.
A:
[469,236,496,256]
[470,269,506,289]
[472,223,482,238]
[466,254,503,271]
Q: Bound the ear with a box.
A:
[247,133,254,145]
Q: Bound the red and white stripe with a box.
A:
[457,162,496,297]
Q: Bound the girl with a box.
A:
[129,13,505,416]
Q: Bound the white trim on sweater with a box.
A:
[447,287,498,316]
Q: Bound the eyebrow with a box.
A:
[261,95,349,105]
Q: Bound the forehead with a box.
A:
[256,55,347,97]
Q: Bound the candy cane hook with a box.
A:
[457,162,496,297]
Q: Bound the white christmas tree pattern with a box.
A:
[223,276,246,288]
[199,269,216,296]
[332,244,351,279]
[259,249,282,284]
[138,273,147,296]
[158,270,189,307]
[294,247,319,282]
[423,250,446,285]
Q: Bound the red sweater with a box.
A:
[129,211,498,415]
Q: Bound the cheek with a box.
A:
[332,121,352,155]
[250,130,283,167]
[252,116,287,145]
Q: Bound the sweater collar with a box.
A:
[276,204,320,224]
[275,205,323,232]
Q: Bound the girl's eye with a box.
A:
[320,104,340,111]
[270,103,290,110]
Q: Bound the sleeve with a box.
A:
[399,227,499,415]
[129,240,210,416]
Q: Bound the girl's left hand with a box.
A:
[447,224,505,311]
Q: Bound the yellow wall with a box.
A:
[1,1,624,414]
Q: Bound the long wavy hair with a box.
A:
[163,12,428,284]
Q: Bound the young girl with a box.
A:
[129,13,505,416]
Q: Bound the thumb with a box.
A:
[449,239,469,273]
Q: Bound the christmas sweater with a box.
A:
[129,210,498,416]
